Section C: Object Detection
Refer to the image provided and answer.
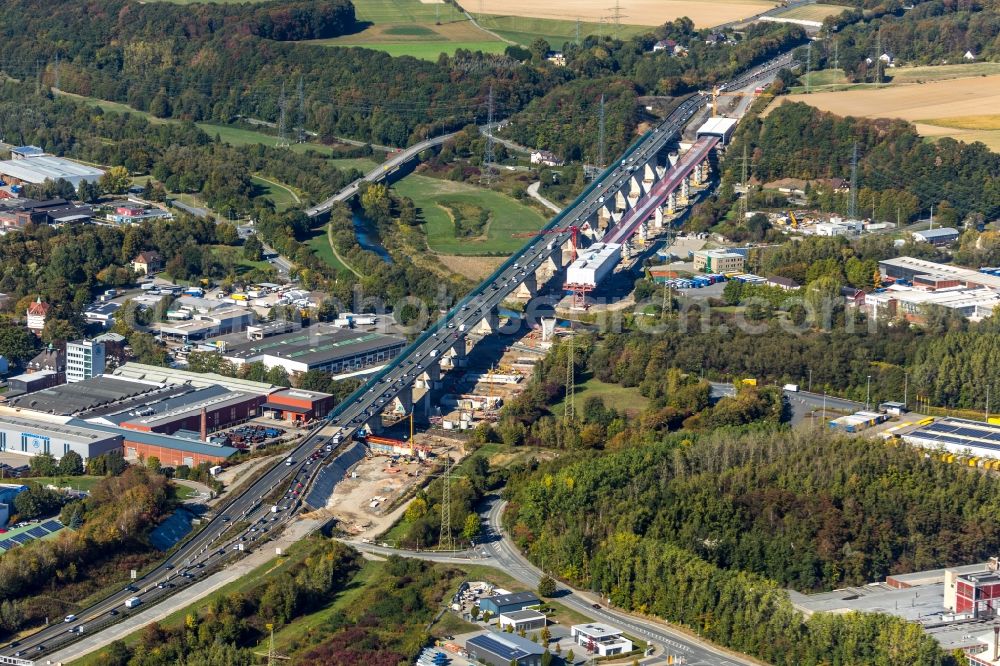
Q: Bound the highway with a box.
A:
[347,495,756,666]
[0,51,800,662]
[304,132,459,217]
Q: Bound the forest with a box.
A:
[502,429,986,664]
[726,101,1000,222]
[819,0,1000,76]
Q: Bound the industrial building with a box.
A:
[878,257,1000,291]
[0,154,104,188]
[0,198,94,230]
[570,623,633,657]
[498,609,547,633]
[66,339,106,383]
[693,248,745,274]
[865,286,1000,323]
[944,566,1000,618]
[111,385,265,437]
[566,243,622,288]
[154,307,256,342]
[4,376,163,415]
[0,484,27,528]
[261,388,335,423]
[110,363,278,395]
[0,410,123,461]
[900,417,1000,460]
[5,369,59,395]
[912,227,959,246]
[465,632,545,666]
[478,591,541,616]
[221,324,407,376]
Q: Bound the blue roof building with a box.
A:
[479,591,541,617]
[465,632,545,666]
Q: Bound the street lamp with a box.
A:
[866,375,872,411]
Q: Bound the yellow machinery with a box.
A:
[788,211,799,228]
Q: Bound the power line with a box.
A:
[481,85,496,184]
[276,83,289,148]
[296,75,306,144]
[565,332,576,424]
[849,140,859,218]
[598,93,606,168]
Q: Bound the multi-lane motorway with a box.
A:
[1,50,801,662]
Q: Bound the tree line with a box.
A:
[502,428,981,664]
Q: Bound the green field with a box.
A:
[322,40,508,59]
[306,223,357,276]
[327,157,380,172]
[391,175,547,255]
[551,376,649,416]
[792,62,1000,93]
[473,14,648,49]
[352,0,467,24]
[251,175,299,211]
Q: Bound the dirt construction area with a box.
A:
[782,74,1000,151]
[475,0,777,27]
[318,434,468,539]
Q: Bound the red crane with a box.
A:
[512,225,581,261]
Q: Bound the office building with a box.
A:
[66,340,106,383]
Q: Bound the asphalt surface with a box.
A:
[304,132,459,217]
[1,51,800,662]
[709,382,864,425]
[349,496,756,666]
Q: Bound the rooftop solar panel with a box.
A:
[0,539,14,550]
[468,635,527,661]
[40,520,62,531]
[10,533,31,544]
[26,527,47,538]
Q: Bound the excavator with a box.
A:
[787,211,799,229]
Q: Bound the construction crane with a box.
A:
[512,225,581,262]
[710,88,760,117]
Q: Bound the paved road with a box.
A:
[349,496,757,666]
[526,182,562,214]
[304,132,458,217]
[1,51,800,663]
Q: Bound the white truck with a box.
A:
[125,597,142,609]
[783,384,800,392]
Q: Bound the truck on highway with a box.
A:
[125,597,142,609]
[271,505,280,513]
[783,384,800,392]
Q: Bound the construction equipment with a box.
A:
[788,211,799,229]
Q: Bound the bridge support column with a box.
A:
[392,386,413,416]
[416,364,441,389]
[678,178,690,206]
[444,338,467,368]
[364,417,384,435]
[514,272,537,299]
[615,188,629,214]
[654,206,664,229]
[478,311,501,335]
[667,191,677,215]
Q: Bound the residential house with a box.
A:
[26,297,50,335]
[132,250,164,275]
[652,39,677,53]
[529,150,564,167]
[841,286,866,308]
[26,344,66,384]
[766,276,800,291]
[965,50,978,61]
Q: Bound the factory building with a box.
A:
[0,410,123,461]
[465,632,545,666]
[911,227,959,246]
[566,243,622,288]
[100,385,265,437]
[110,363,278,395]
[693,249,745,274]
[865,286,1000,323]
[261,388,335,423]
[901,417,1000,461]
[221,324,407,376]
[5,376,163,415]
[0,484,27,528]
[878,257,1000,291]
[0,154,104,188]
[945,567,1000,619]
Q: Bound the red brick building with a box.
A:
[261,388,335,423]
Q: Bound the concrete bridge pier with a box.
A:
[444,338,467,368]
[514,272,537,299]
[392,386,413,416]
[416,363,441,389]
[478,311,501,335]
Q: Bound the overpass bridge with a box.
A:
[304,132,458,217]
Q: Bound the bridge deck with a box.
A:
[603,136,719,245]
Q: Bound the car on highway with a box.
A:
[64,614,76,623]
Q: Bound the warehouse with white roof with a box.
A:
[0,155,105,187]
